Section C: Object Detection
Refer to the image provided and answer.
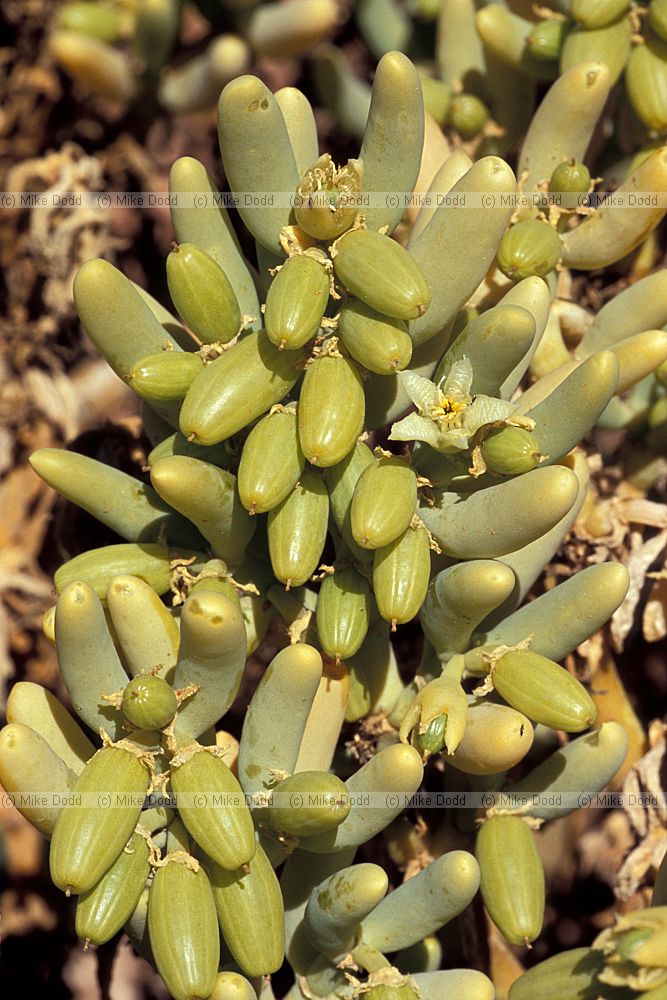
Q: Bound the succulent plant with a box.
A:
[49,0,338,112]
[4,47,667,1000]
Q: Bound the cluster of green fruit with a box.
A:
[5,47,667,1000]
[337,0,667,153]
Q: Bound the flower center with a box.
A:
[429,393,469,426]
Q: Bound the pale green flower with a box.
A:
[389,358,518,454]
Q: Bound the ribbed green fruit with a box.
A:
[207,972,257,999]
[571,0,630,29]
[480,427,542,476]
[333,229,432,320]
[294,154,361,240]
[549,159,591,194]
[208,843,285,977]
[148,857,220,1000]
[298,353,365,467]
[626,32,667,133]
[49,745,150,895]
[338,300,413,375]
[166,243,241,344]
[326,440,375,561]
[447,94,489,139]
[413,714,447,757]
[179,330,304,446]
[169,747,256,870]
[477,815,545,946]
[497,220,562,282]
[267,469,329,588]
[121,676,177,730]
[351,457,417,549]
[316,566,372,660]
[492,649,597,732]
[128,351,204,402]
[265,254,330,349]
[238,404,305,513]
[373,520,431,629]
[75,830,150,945]
[268,770,351,836]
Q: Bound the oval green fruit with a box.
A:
[265,254,330,350]
[497,220,562,282]
[121,676,177,730]
[373,520,431,629]
[326,440,376,561]
[476,814,545,946]
[166,242,241,345]
[75,830,150,945]
[170,746,256,870]
[238,404,305,513]
[480,427,542,476]
[626,32,667,134]
[414,714,447,758]
[268,770,351,836]
[128,351,204,402]
[49,745,150,895]
[316,566,372,661]
[492,648,597,732]
[267,468,329,588]
[448,703,533,776]
[148,856,220,1000]
[549,159,591,195]
[333,229,432,320]
[294,153,361,240]
[351,456,417,549]
[208,843,285,977]
[298,353,365,467]
[571,0,630,28]
[447,94,490,140]
[179,330,304,446]
[338,300,412,375]
[207,972,257,1000]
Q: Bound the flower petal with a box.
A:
[398,371,440,413]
